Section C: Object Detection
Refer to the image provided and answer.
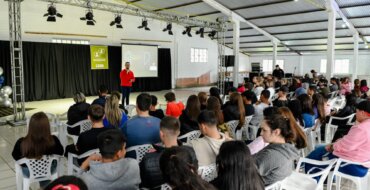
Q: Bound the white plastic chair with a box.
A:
[327,158,370,190]
[303,128,315,154]
[311,119,322,145]
[178,130,202,143]
[281,157,337,190]
[15,155,60,190]
[161,184,172,190]
[66,119,93,145]
[124,104,136,117]
[270,93,279,102]
[325,113,355,143]
[67,148,100,175]
[265,181,282,190]
[331,97,346,111]
[198,163,217,182]
[225,120,239,139]
[126,144,153,163]
[287,92,295,100]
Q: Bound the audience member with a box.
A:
[317,78,330,98]
[79,129,140,190]
[223,92,246,123]
[294,83,307,97]
[165,92,185,118]
[207,96,227,136]
[198,92,208,110]
[149,95,165,119]
[237,82,246,93]
[307,85,317,97]
[91,85,108,107]
[253,113,305,186]
[253,77,265,97]
[211,141,264,190]
[329,77,339,92]
[311,70,317,78]
[103,91,128,129]
[289,78,301,92]
[188,110,228,166]
[277,107,307,149]
[44,176,88,190]
[245,82,255,92]
[273,86,289,108]
[312,93,326,124]
[241,90,255,116]
[65,105,109,165]
[306,100,370,178]
[266,79,275,100]
[179,95,201,135]
[122,93,161,148]
[159,146,216,190]
[12,112,64,187]
[67,92,90,135]
[288,99,304,126]
[360,79,369,94]
[340,77,351,95]
[272,65,284,79]
[297,94,315,128]
[140,116,182,189]
[250,90,271,126]
[209,87,223,106]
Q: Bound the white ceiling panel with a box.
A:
[216,0,280,9]
[133,0,200,11]
[158,2,216,17]
[341,6,370,18]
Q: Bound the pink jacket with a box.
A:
[333,119,370,167]
[340,83,351,95]
[248,136,269,155]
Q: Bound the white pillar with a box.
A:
[353,33,359,81]
[299,55,304,76]
[233,20,240,87]
[272,42,277,68]
[326,0,336,79]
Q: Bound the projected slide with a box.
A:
[122,44,158,77]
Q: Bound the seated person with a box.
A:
[79,129,141,190]
[164,92,184,118]
[149,95,165,119]
[188,110,228,166]
[197,92,208,110]
[272,86,289,108]
[12,112,64,188]
[67,92,90,136]
[297,94,315,128]
[140,116,183,189]
[306,100,370,178]
[241,90,256,116]
[253,113,306,186]
[65,105,109,165]
[103,91,128,129]
[179,95,201,136]
[266,79,275,101]
[250,90,271,126]
[91,84,108,107]
[223,92,246,123]
[307,85,317,97]
[45,176,88,190]
[122,93,161,149]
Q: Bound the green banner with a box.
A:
[90,45,109,69]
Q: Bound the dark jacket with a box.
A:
[179,110,199,136]
[222,102,240,123]
[272,69,284,79]
[91,95,107,107]
[67,102,90,135]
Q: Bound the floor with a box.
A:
[0,86,367,190]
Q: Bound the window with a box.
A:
[262,60,284,72]
[52,38,89,45]
[191,48,208,63]
[320,59,349,74]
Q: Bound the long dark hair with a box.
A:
[213,141,264,190]
[288,99,303,126]
[21,112,55,159]
[160,146,216,190]
[277,107,307,149]
[312,93,326,123]
[207,96,224,125]
[264,113,307,149]
[186,95,201,121]
[209,87,223,106]
[297,94,314,115]
[229,92,246,130]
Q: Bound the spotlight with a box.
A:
[182,26,192,37]
[43,4,63,22]
[196,28,204,38]
[138,18,150,31]
[110,15,123,28]
[80,9,96,25]
[208,30,217,39]
[163,23,173,35]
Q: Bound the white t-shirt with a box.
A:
[250,102,271,126]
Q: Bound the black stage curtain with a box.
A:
[0,41,171,101]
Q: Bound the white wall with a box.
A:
[0,0,250,88]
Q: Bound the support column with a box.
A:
[232,20,240,88]
[326,0,336,79]
[353,33,359,81]
[273,42,277,68]
[299,55,304,76]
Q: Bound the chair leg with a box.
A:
[67,156,73,175]
[327,172,334,190]
[335,176,342,190]
[23,179,30,190]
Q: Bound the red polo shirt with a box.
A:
[120,69,135,87]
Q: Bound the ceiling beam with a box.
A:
[240,42,363,49]
[243,48,370,54]
[225,36,356,44]
[153,1,202,12]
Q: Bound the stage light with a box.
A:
[110,15,123,28]
[208,30,217,39]
[163,23,173,35]
[80,9,96,25]
[182,26,192,37]
[43,4,63,22]
[196,28,204,38]
[138,18,150,31]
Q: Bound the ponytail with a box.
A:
[230,92,246,130]
[277,107,307,149]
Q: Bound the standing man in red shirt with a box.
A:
[120,62,135,106]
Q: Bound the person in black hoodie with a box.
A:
[179,95,201,136]
[140,116,183,189]
[149,95,165,119]
[67,92,90,135]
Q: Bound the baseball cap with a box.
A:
[356,100,370,114]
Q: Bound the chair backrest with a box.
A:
[178,130,202,143]
[161,183,172,190]
[265,181,282,190]
[287,92,295,100]
[16,155,59,181]
[126,144,153,163]
[225,120,239,139]
[270,93,279,102]
[303,128,315,153]
[124,104,136,117]
[328,113,355,125]
[198,163,217,182]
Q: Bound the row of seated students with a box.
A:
[12,84,370,189]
